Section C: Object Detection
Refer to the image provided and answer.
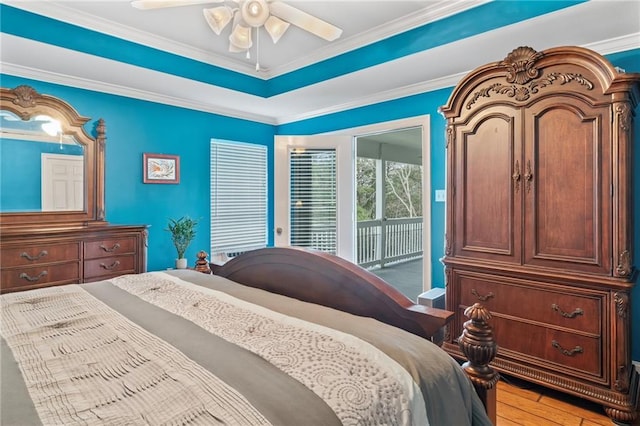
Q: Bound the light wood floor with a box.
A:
[497,376,617,426]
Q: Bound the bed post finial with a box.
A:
[195,250,212,274]
[459,302,499,423]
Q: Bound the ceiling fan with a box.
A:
[131,0,343,69]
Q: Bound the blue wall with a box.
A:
[0,75,274,272]
[2,47,639,359]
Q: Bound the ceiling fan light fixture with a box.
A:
[229,23,252,51]
[241,0,269,27]
[132,0,343,66]
[264,15,289,44]
[203,6,233,35]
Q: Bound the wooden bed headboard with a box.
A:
[211,246,452,341]
[206,246,498,421]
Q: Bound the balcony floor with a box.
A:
[368,258,423,302]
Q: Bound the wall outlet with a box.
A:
[435,189,446,202]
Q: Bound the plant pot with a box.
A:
[175,258,188,269]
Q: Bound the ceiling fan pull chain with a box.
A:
[255,29,260,71]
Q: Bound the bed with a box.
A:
[1,246,496,425]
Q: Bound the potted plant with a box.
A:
[166,216,198,269]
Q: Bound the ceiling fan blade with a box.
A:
[269,1,342,41]
[131,0,222,10]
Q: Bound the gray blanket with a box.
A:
[1,270,491,426]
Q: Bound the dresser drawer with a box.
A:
[486,313,603,380]
[457,274,602,334]
[84,237,136,259]
[1,262,80,291]
[1,243,81,267]
[84,255,135,280]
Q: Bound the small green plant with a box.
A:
[166,216,198,259]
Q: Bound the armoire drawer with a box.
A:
[84,255,135,280]
[458,274,603,334]
[1,262,81,291]
[483,313,603,379]
[84,237,136,259]
[1,242,81,267]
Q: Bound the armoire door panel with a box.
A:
[524,101,611,275]
[454,111,521,262]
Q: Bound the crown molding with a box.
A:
[0,62,277,125]
[275,32,640,124]
[2,0,265,78]
[275,72,467,125]
[583,32,640,56]
[268,0,490,77]
[3,32,638,126]
[3,0,487,80]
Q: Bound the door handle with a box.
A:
[524,160,533,193]
[512,160,521,193]
[276,227,283,235]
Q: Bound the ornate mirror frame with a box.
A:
[0,85,105,228]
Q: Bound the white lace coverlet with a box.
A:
[112,272,428,426]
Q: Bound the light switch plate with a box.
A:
[435,189,446,202]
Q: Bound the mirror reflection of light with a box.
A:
[41,120,62,137]
[34,115,62,137]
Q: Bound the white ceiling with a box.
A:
[2,0,639,125]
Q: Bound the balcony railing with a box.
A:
[357,217,423,268]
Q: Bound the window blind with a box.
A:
[211,140,267,256]
[289,148,337,254]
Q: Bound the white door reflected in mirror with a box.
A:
[41,154,84,211]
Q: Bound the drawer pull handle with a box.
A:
[19,271,48,282]
[20,250,48,261]
[471,289,495,301]
[100,243,121,253]
[551,304,584,319]
[100,261,121,271]
[551,340,583,357]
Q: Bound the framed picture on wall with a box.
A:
[143,153,180,184]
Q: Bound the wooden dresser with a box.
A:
[439,46,639,423]
[1,225,147,293]
[0,85,148,294]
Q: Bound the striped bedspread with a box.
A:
[1,270,491,426]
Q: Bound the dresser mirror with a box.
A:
[0,85,105,228]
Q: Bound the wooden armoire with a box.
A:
[440,46,639,423]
